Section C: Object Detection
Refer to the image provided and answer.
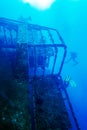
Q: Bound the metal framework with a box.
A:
[0,17,67,78]
[0,17,80,130]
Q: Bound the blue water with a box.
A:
[0,0,87,130]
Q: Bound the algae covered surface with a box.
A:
[0,44,72,130]
[32,77,72,130]
[0,46,31,130]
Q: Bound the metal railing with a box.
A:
[0,17,67,78]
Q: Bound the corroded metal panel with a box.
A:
[32,77,72,130]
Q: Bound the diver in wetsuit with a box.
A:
[65,52,78,65]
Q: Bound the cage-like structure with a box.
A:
[0,17,67,78]
[0,18,80,130]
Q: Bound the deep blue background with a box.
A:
[0,0,87,129]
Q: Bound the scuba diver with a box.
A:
[65,51,79,65]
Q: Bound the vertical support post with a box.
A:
[47,30,58,74]
[15,22,35,130]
